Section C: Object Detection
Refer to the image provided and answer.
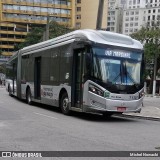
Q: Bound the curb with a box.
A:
[145,95,160,98]
[115,114,160,121]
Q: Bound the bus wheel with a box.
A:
[8,86,13,97]
[60,93,70,115]
[26,88,32,105]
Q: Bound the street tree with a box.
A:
[130,24,160,94]
[17,26,45,49]
[49,21,74,39]
[17,21,74,50]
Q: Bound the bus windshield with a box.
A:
[92,46,143,86]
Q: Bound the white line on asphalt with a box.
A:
[34,112,58,119]
[155,107,160,110]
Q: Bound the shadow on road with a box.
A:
[11,96,137,123]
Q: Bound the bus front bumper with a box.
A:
[83,97,143,114]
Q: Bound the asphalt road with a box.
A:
[0,88,160,160]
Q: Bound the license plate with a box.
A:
[117,107,126,111]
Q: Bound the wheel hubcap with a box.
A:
[28,93,31,103]
[63,98,69,111]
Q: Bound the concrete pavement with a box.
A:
[122,96,160,121]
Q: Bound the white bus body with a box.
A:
[6,29,144,116]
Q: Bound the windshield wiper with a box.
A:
[124,62,138,85]
[112,62,122,83]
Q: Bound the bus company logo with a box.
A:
[121,102,125,106]
[41,87,53,98]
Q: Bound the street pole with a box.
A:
[96,0,104,30]
[152,41,158,96]
[45,14,50,41]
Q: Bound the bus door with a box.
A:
[72,49,85,108]
[34,57,41,99]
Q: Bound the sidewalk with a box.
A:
[122,96,160,121]
[123,106,160,120]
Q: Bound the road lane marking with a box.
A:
[34,112,58,119]
[155,107,160,110]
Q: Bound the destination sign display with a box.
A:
[105,50,131,59]
[93,47,142,61]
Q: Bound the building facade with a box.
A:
[123,0,160,35]
[0,0,108,58]
[75,0,108,30]
[0,0,74,58]
[107,0,160,35]
[107,0,126,33]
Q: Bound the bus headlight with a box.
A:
[139,91,145,98]
[89,84,104,97]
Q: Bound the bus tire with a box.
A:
[8,86,13,97]
[60,92,71,115]
[26,88,32,105]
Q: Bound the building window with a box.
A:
[77,0,81,3]
[152,15,155,20]
[143,16,145,21]
[148,10,151,13]
[130,28,133,32]
[76,22,81,28]
[135,23,138,26]
[130,23,133,27]
[130,17,134,21]
[125,29,128,33]
[76,15,81,19]
[133,0,136,4]
[126,11,129,15]
[125,23,129,27]
[135,17,139,21]
[134,28,138,32]
[77,7,81,12]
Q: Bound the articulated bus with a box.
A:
[6,29,145,117]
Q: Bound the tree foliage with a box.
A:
[17,21,75,50]
[17,27,44,50]
[0,65,6,74]
[130,26,160,60]
[49,21,74,39]
[130,24,160,93]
